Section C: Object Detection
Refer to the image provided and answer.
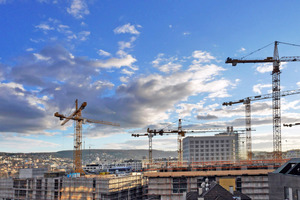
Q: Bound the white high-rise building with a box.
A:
[183,133,239,162]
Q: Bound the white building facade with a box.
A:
[183,133,239,162]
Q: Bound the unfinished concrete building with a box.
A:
[0,170,145,200]
[144,169,272,200]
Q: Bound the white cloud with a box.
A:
[35,23,54,31]
[33,53,51,61]
[120,76,129,83]
[176,103,204,118]
[0,135,60,152]
[118,37,136,50]
[152,54,182,73]
[253,83,272,94]
[67,0,90,19]
[121,68,134,76]
[183,32,191,36]
[26,48,34,52]
[256,63,273,73]
[256,62,286,73]
[114,23,140,35]
[98,49,111,57]
[93,54,137,69]
[239,47,246,52]
[192,50,216,63]
[78,31,90,41]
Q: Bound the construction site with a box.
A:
[1,41,300,200]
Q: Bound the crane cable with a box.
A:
[278,41,300,48]
[241,42,274,59]
[241,41,300,60]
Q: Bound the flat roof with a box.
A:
[144,169,273,177]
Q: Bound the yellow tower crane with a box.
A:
[54,99,119,174]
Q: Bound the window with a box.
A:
[195,141,199,144]
[54,191,59,200]
[93,179,96,188]
[173,177,187,193]
[36,179,42,190]
[54,179,58,190]
[284,187,292,200]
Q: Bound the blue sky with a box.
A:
[1,0,300,153]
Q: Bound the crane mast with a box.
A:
[55,99,119,174]
[225,41,300,160]
[223,89,300,160]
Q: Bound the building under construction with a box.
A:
[0,169,145,200]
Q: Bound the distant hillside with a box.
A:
[55,149,177,160]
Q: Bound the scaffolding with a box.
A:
[0,173,145,200]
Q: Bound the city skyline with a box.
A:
[1,0,300,152]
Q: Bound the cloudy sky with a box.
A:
[1,0,300,153]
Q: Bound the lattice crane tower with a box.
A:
[54,99,119,174]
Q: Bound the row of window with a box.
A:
[189,144,231,148]
[190,157,230,161]
[189,152,231,157]
[189,148,231,152]
[188,140,231,144]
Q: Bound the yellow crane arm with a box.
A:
[58,102,87,126]
[85,118,120,126]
